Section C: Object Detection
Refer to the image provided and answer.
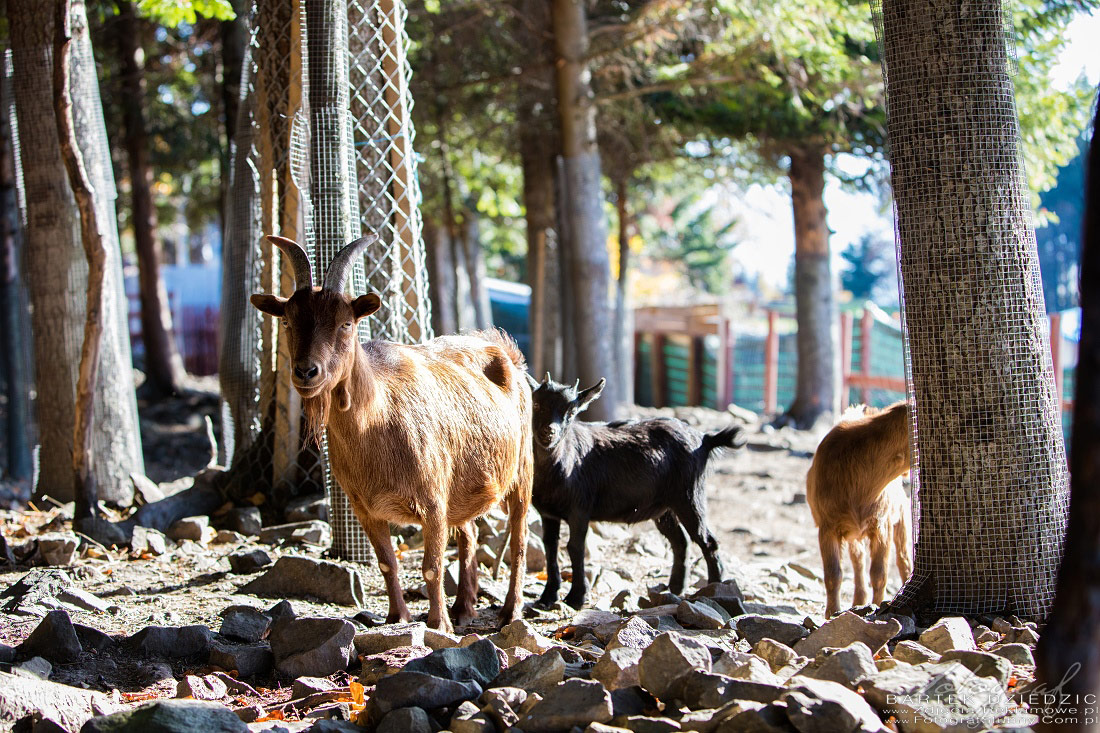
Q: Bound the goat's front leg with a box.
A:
[563,516,590,609]
[535,515,561,608]
[421,509,453,633]
[364,517,410,624]
[451,521,479,627]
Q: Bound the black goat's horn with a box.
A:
[573,379,580,391]
[267,235,313,292]
[543,372,551,385]
[323,235,380,293]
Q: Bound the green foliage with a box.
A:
[135,0,235,26]
[647,196,740,294]
[840,233,897,306]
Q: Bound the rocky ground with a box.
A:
[0,397,1052,732]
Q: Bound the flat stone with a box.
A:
[491,619,557,654]
[481,686,525,729]
[175,674,228,701]
[712,653,783,685]
[227,549,272,574]
[690,581,746,617]
[794,611,900,658]
[939,650,1013,688]
[605,616,660,652]
[918,616,975,654]
[354,623,428,655]
[714,702,790,732]
[370,671,482,714]
[208,640,274,679]
[638,632,713,699]
[128,625,214,658]
[0,671,120,731]
[451,700,496,733]
[81,699,247,732]
[168,515,209,542]
[799,641,875,689]
[0,643,14,663]
[893,641,940,665]
[752,639,798,672]
[258,520,331,546]
[670,671,785,709]
[18,609,82,663]
[781,676,886,733]
[677,601,727,630]
[359,645,433,684]
[213,530,244,544]
[131,526,169,556]
[734,615,809,648]
[12,657,52,680]
[993,643,1035,667]
[291,676,337,698]
[862,661,1008,732]
[1014,626,1040,645]
[376,706,432,733]
[403,638,501,687]
[619,716,682,732]
[1,568,109,616]
[219,606,272,643]
[227,507,262,536]
[37,533,78,566]
[423,627,462,650]
[491,649,566,693]
[591,646,643,690]
[270,617,355,679]
[517,679,613,732]
[240,556,367,607]
[132,485,223,533]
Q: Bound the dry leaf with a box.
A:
[254,710,285,722]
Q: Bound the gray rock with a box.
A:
[291,676,337,698]
[862,661,1008,733]
[605,617,660,652]
[376,706,431,733]
[0,671,119,731]
[128,625,214,658]
[219,606,271,643]
[354,623,427,655]
[490,619,557,654]
[286,496,328,523]
[258,520,331,546]
[226,549,271,574]
[793,612,901,658]
[370,671,482,714]
[403,638,500,687]
[270,617,355,679]
[752,639,798,672]
[18,609,82,663]
[1014,626,1040,646]
[591,646,643,690]
[0,643,14,663]
[175,674,228,701]
[227,507,262,536]
[37,533,78,566]
[1,568,109,616]
[208,640,274,679]
[481,687,525,729]
[359,645,432,684]
[491,649,565,693]
[618,716,681,732]
[735,616,809,648]
[714,702,791,733]
[516,679,613,732]
[638,632,713,699]
[781,676,886,733]
[132,485,223,533]
[713,653,783,685]
[800,642,875,689]
[450,700,495,733]
[677,601,727,630]
[423,628,462,650]
[241,556,367,607]
[305,721,363,733]
[992,642,1035,667]
[939,650,1013,688]
[213,530,244,545]
[12,657,52,680]
[871,611,917,638]
[918,617,975,654]
[132,473,165,504]
[168,515,209,542]
[671,671,785,709]
[893,641,940,665]
[691,581,746,617]
[80,699,247,732]
[131,526,169,556]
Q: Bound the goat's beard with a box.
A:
[301,390,331,446]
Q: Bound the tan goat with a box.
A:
[250,235,531,632]
[806,400,913,617]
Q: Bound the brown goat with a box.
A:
[250,235,532,632]
[806,400,913,617]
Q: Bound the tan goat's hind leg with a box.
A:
[421,509,453,633]
[819,531,843,617]
[869,528,889,605]
[501,488,529,624]
[894,510,913,582]
[451,521,479,627]
[364,517,410,624]
[848,539,869,608]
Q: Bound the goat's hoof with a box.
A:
[451,606,478,628]
[386,611,411,624]
[563,594,586,610]
[533,595,557,610]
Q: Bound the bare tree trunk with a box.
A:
[613,174,634,405]
[783,145,835,429]
[116,0,186,397]
[1035,99,1100,730]
[424,217,458,335]
[551,0,616,420]
[219,0,248,224]
[461,201,492,331]
[880,0,1068,619]
[520,120,560,377]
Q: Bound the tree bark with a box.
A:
[551,0,616,420]
[461,201,492,331]
[116,0,186,397]
[219,0,248,220]
[782,146,835,429]
[613,174,634,405]
[880,0,1068,619]
[1035,98,1100,730]
[424,217,459,335]
[521,116,561,378]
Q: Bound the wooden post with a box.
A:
[633,330,642,406]
[840,312,853,408]
[764,310,778,415]
[689,336,704,406]
[1051,311,1063,412]
[652,332,667,408]
[860,309,873,405]
[718,317,731,408]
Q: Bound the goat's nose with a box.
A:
[294,363,320,381]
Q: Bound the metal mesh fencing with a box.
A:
[873,0,1069,618]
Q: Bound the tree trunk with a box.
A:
[783,146,835,429]
[117,0,186,397]
[613,175,634,405]
[521,118,561,378]
[880,0,1068,619]
[10,0,142,506]
[461,201,492,331]
[1034,97,1100,729]
[551,0,616,420]
[219,0,248,223]
[424,217,458,335]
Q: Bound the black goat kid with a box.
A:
[527,373,744,609]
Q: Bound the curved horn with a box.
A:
[573,379,580,392]
[267,235,313,292]
[322,235,380,293]
[543,372,551,385]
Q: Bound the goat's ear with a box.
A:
[250,294,287,317]
[351,293,381,320]
[525,372,540,390]
[573,378,606,413]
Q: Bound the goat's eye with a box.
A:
[280,318,289,328]
[342,321,353,330]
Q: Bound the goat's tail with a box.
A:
[477,327,527,369]
[701,425,747,456]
